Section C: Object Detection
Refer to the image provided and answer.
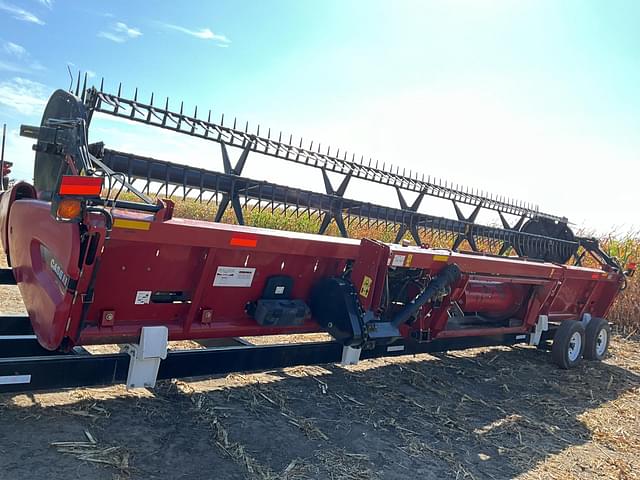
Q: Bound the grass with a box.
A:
[120,192,640,333]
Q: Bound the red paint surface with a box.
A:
[2,191,625,351]
[460,281,528,317]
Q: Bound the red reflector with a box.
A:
[230,235,258,248]
[59,176,103,196]
[627,263,637,270]
[591,273,600,279]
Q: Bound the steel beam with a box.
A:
[0,333,529,393]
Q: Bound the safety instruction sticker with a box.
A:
[135,290,152,305]
[360,275,372,298]
[213,266,256,287]
[391,255,406,267]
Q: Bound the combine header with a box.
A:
[0,76,633,393]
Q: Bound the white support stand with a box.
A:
[529,315,549,346]
[124,326,168,389]
[341,346,361,366]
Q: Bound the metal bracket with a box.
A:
[214,142,252,224]
[497,212,527,256]
[451,201,483,252]
[341,345,361,366]
[529,315,549,346]
[394,187,424,245]
[318,169,351,237]
[581,313,592,325]
[123,326,168,389]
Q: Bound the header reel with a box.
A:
[18,75,616,268]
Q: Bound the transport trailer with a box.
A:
[0,82,634,393]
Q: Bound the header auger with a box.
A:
[0,75,631,393]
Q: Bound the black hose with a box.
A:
[390,264,461,328]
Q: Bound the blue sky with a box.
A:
[0,0,638,233]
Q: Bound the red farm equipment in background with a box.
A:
[0,76,631,393]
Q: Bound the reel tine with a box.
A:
[88,85,577,262]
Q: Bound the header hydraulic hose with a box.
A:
[390,264,461,328]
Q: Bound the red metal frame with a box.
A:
[0,183,624,351]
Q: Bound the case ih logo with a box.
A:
[40,245,70,293]
[50,257,70,289]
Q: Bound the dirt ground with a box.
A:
[1,283,640,480]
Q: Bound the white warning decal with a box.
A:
[213,266,256,287]
[386,345,405,352]
[135,290,152,304]
[391,255,406,267]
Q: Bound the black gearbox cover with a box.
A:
[309,277,364,346]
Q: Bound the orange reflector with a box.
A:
[56,198,82,220]
[230,235,258,248]
[59,176,103,196]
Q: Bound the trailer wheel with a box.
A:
[584,318,611,361]
[551,320,585,369]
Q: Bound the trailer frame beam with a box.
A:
[0,315,531,394]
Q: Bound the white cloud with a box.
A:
[37,0,53,9]
[0,77,49,116]
[114,21,142,38]
[0,1,45,25]
[4,41,26,58]
[0,43,45,73]
[161,23,231,45]
[98,21,142,43]
[97,31,126,43]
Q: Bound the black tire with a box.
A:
[584,318,611,361]
[551,320,586,369]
